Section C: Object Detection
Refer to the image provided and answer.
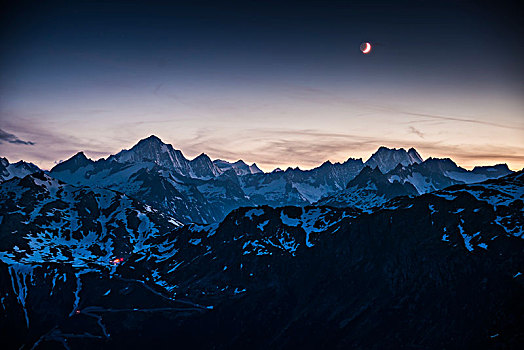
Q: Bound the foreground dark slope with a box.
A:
[0,172,522,349]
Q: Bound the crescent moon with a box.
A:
[362,42,371,54]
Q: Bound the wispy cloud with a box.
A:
[179,127,524,171]
[402,111,524,130]
[408,126,425,139]
[0,128,35,145]
[1,109,523,172]
[181,127,409,169]
[262,84,524,132]
[0,117,117,169]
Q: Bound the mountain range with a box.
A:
[0,135,521,349]
[1,135,513,224]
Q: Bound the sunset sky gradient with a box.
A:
[1,0,523,171]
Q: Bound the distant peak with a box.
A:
[146,135,162,142]
[377,146,404,152]
[72,151,88,160]
[51,151,92,173]
[138,135,164,145]
[12,160,39,169]
[407,148,423,162]
[212,158,262,175]
[131,135,167,151]
[471,163,512,176]
[343,157,364,164]
[345,165,387,189]
[425,157,457,166]
[192,153,212,161]
[248,163,263,174]
[473,163,510,171]
[366,146,422,173]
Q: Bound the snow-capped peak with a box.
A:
[407,148,423,163]
[365,146,423,173]
[0,157,41,182]
[109,136,189,170]
[190,153,221,178]
[106,136,222,179]
[51,152,93,174]
[248,163,263,174]
[109,135,181,163]
[213,159,263,176]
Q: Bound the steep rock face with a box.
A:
[1,171,522,349]
[387,158,461,194]
[365,146,423,173]
[424,158,512,184]
[0,158,40,182]
[190,153,223,179]
[50,159,252,224]
[316,166,418,209]
[387,158,513,194]
[51,152,93,174]
[123,166,227,223]
[107,135,221,179]
[240,158,365,205]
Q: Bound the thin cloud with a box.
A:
[408,126,425,139]
[0,128,35,145]
[0,118,117,169]
[262,85,524,132]
[2,115,523,171]
[403,111,524,130]
[179,127,524,171]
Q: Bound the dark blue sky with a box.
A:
[3,0,522,78]
[1,0,523,170]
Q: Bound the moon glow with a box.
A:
[360,42,371,54]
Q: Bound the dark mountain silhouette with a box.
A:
[0,170,522,349]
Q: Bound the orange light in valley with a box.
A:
[110,257,124,265]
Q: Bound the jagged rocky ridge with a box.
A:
[213,159,263,176]
[48,136,365,223]
[42,136,512,224]
[364,146,423,173]
[51,152,253,224]
[0,157,40,182]
[0,171,522,349]
[316,166,419,209]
